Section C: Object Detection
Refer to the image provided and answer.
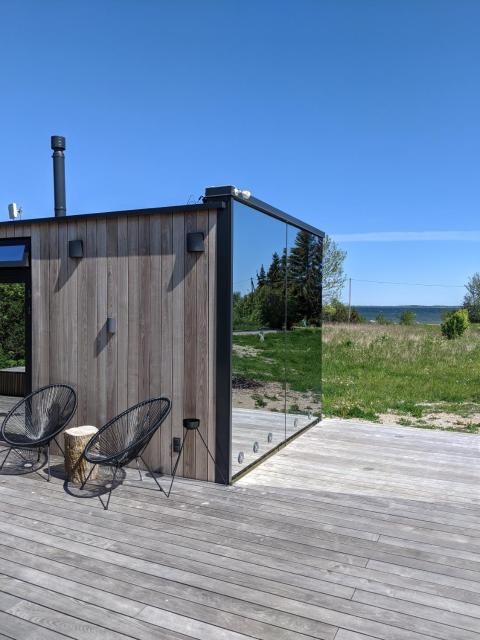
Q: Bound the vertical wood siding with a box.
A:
[1,210,217,481]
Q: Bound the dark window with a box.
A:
[0,243,29,268]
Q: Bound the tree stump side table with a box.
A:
[64,425,99,485]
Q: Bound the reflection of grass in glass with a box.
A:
[251,394,267,408]
[232,328,321,394]
[288,404,302,414]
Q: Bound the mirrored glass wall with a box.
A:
[232,201,322,475]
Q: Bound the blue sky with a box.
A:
[1,1,479,305]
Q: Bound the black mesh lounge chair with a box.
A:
[0,384,77,481]
[80,396,171,510]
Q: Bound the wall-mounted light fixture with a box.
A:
[107,318,116,334]
[187,232,204,253]
[68,239,83,258]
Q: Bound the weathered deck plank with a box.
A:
[0,418,479,639]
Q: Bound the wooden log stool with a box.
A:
[64,425,99,485]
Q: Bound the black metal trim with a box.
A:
[213,197,233,484]
[0,237,32,396]
[0,202,225,228]
[204,186,324,238]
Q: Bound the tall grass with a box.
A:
[323,323,480,420]
[233,323,480,424]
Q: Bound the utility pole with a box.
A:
[348,278,352,323]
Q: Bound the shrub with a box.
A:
[399,310,416,325]
[441,308,470,340]
[323,299,364,323]
[375,313,392,325]
[0,283,25,364]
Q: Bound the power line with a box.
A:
[235,275,465,289]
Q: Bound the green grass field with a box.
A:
[232,323,480,433]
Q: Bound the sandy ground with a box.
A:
[233,381,321,416]
[233,381,478,431]
[378,409,480,431]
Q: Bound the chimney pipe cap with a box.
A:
[51,135,66,151]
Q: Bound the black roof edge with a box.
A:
[0,201,226,226]
[203,185,325,238]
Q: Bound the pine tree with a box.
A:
[266,252,284,286]
[256,265,266,287]
[288,230,321,322]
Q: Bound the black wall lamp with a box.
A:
[187,232,204,253]
[68,239,83,258]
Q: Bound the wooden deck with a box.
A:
[0,395,18,418]
[0,419,479,639]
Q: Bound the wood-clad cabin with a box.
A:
[0,203,220,481]
[0,186,324,483]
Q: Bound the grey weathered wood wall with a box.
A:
[0,209,217,481]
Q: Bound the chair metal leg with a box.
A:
[105,465,119,511]
[139,454,168,495]
[80,462,97,490]
[53,437,65,457]
[135,457,143,481]
[47,443,51,482]
[0,448,12,471]
[196,429,228,485]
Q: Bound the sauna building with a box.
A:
[0,185,324,483]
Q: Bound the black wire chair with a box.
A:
[80,396,171,510]
[0,384,77,481]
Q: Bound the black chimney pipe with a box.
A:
[51,135,66,216]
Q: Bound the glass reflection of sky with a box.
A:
[233,201,286,294]
[0,244,25,264]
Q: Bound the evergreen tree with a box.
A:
[256,265,266,287]
[257,252,286,329]
[266,252,284,286]
[288,230,322,323]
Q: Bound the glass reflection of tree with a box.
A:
[233,230,322,331]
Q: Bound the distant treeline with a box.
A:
[356,306,458,325]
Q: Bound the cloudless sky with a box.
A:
[1,0,479,304]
